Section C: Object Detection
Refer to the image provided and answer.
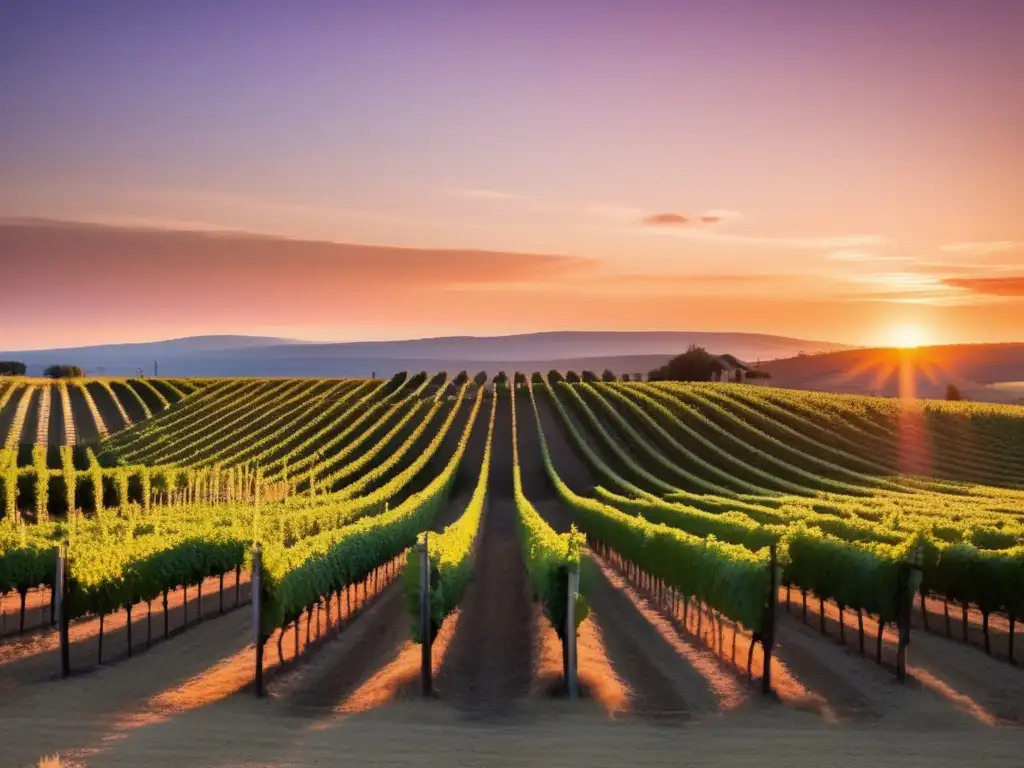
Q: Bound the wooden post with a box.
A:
[1009,613,1015,664]
[419,535,432,697]
[252,544,264,696]
[566,565,579,698]
[56,546,70,678]
[762,543,778,695]
[857,609,865,656]
[896,564,911,683]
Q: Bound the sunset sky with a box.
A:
[1,1,1022,350]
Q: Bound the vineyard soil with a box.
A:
[0,572,253,694]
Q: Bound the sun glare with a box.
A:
[887,324,930,349]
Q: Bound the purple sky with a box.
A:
[1,1,1022,348]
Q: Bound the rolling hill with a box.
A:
[1,331,848,378]
[758,344,1024,403]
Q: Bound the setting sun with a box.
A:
[887,324,931,349]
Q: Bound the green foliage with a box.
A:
[927,542,1024,617]
[404,392,495,642]
[383,371,408,395]
[67,527,246,618]
[647,344,722,382]
[510,388,588,638]
[1,449,18,521]
[783,527,926,621]
[44,365,84,379]
[578,383,768,496]
[59,447,76,514]
[2,369,1019,658]
[600,487,783,551]
[32,447,48,521]
[331,384,470,498]
[0,361,26,376]
[0,539,59,596]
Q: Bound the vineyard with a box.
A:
[1,372,1024,764]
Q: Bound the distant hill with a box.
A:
[758,344,1024,403]
[0,331,848,378]
[0,335,304,376]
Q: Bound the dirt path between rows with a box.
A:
[914,593,1019,665]
[782,594,1024,725]
[0,571,252,694]
[8,699,1024,768]
[1,586,54,638]
[433,498,537,716]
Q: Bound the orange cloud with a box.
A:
[943,276,1024,296]
[0,220,599,321]
[642,212,688,226]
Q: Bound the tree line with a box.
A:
[0,362,84,378]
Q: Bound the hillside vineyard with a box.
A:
[1,372,1023,723]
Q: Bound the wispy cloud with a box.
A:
[908,261,1021,276]
[942,276,1024,297]
[640,209,745,227]
[447,269,825,300]
[642,212,689,226]
[0,219,599,297]
[940,241,1021,255]
[841,271,1017,306]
